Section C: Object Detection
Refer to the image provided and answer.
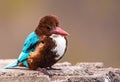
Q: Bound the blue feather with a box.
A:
[4,60,18,69]
[4,32,40,69]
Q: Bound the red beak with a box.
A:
[51,27,69,36]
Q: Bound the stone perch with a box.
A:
[0,59,120,82]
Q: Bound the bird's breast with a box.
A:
[27,34,67,69]
[50,34,67,60]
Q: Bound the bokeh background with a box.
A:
[0,0,120,67]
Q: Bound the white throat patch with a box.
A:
[50,34,66,60]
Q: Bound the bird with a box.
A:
[27,34,67,70]
[4,15,68,69]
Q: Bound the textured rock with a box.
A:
[0,59,120,82]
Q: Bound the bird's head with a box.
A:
[35,15,69,37]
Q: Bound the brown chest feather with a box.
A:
[27,36,58,70]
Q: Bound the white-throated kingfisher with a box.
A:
[4,15,68,69]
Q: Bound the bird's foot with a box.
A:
[46,67,61,70]
[37,67,52,77]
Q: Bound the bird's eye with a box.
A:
[46,26,51,30]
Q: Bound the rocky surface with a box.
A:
[0,59,120,82]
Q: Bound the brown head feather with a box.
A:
[35,15,59,37]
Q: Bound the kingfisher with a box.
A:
[4,15,68,69]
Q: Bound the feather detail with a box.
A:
[27,34,67,70]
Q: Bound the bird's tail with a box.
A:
[4,60,18,69]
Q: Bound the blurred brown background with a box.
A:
[0,0,120,67]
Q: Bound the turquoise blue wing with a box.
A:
[18,32,39,62]
[4,32,40,68]
[22,32,40,53]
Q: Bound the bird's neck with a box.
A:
[35,28,43,37]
